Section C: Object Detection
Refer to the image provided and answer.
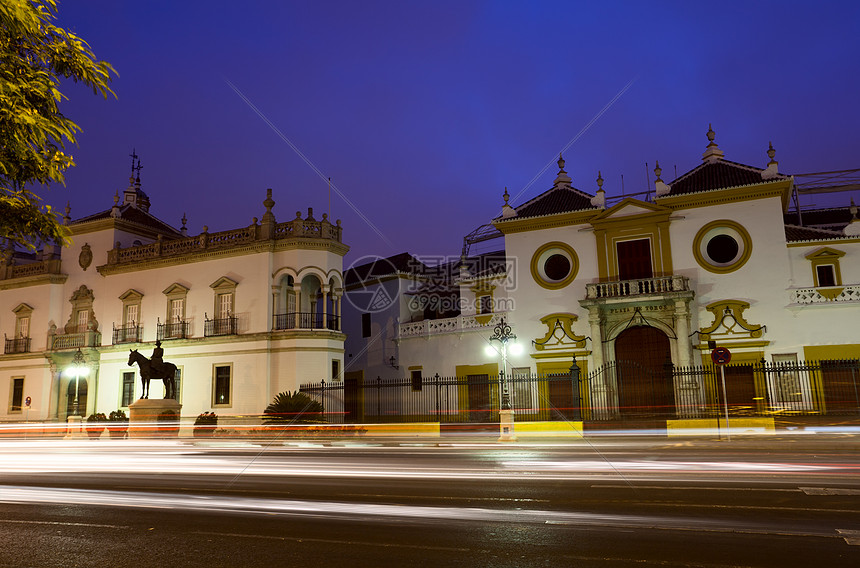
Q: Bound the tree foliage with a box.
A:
[0,0,115,250]
[264,391,324,424]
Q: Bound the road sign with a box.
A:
[711,346,732,365]
[24,396,31,408]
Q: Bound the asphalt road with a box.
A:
[1,435,859,567]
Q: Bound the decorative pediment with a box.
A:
[804,247,845,262]
[118,289,144,302]
[591,198,671,222]
[533,313,587,351]
[162,282,190,296]
[210,276,238,291]
[12,303,33,316]
[698,300,765,341]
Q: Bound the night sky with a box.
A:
[46,1,860,267]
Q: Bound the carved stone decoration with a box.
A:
[64,285,99,333]
[78,243,93,271]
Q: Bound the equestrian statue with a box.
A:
[128,340,178,399]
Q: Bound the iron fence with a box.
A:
[112,323,141,344]
[273,312,340,331]
[299,359,860,424]
[4,336,31,354]
[204,316,237,337]
[157,320,190,340]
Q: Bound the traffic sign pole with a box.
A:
[719,365,730,441]
[711,347,732,441]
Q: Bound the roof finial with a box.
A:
[654,161,663,183]
[590,171,606,209]
[63,202,71,225]
[762,141,780,179]
[553,153,572,187]
[844,198,860,236]
[181,212,187,228]
[129,148,138,176]
[134,158,142,183]
[702,124,725,163]
[501,186,517,218]
[113,190,119,205]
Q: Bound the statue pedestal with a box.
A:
[498,409,517,442]
[129,399,182,438]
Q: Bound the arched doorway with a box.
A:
[614,326,674,416]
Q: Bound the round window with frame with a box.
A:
[530,242,579,289]
[693,220,753,273]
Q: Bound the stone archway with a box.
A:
[614,326,674,416]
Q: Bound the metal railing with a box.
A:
[204,316,237,337]
[157,320,190,340]
[112,323,141,344]
[299,359,860,424]
[4,336,31,354]
[273,312,340,331]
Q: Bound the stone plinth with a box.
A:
[128,398,182,438]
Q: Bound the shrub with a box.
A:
[86,413,108,423]
[193,412,218,437]
[264,391,324,424]
[109,409,128,422]
[194,412,218,426]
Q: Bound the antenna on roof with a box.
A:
[645,162,651,192]
[328,177,332,220]
[621,174,625,195]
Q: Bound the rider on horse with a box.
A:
[151,340,165,376]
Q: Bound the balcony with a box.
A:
[273,312,340,332]
[790,284,860,305]
[205,315,238,337]
[49,329,101,351]
[585,275,691,300]
[4,336,31,354]
[157,320,191,340]
[399,312,507,338]
[113,323,142,344]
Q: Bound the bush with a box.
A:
[194,412,218,437]
[109,409,128,422]
[194,412,218,426]
[264,391,324,424]
[86,412,108,423]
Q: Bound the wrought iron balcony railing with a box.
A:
[204,316,237,337]
[157,320,191,340]
[113,323,142,344]
[273,312,340,331]
[4,336,31,354]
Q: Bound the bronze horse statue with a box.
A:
[128,349,177,399]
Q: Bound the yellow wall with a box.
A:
[803,344,860,361]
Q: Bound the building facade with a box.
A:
[342,128,860,422]
[1,172,347,423]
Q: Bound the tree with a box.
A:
[1,0,115,250]
[264,391,324,424]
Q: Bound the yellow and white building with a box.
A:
[344,127,860,420]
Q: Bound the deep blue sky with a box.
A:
[47,0,860,265]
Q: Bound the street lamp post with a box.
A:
[64,348,89,438]
[486,317,521,442]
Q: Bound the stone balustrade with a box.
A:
[400,312,508,338]
[585,275,690,299]
[790,285,860,304]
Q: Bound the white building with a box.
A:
[1,169,347,423]
[343,127,860,423]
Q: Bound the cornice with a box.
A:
[71,217,179,240]
[96,237,349,276]
[0,273,68,291]
[493,209,600,234]
[656,179,792,212]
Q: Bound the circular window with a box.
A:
[693,220,752,273]
[544,254,571,281]
[531,242,578,289]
